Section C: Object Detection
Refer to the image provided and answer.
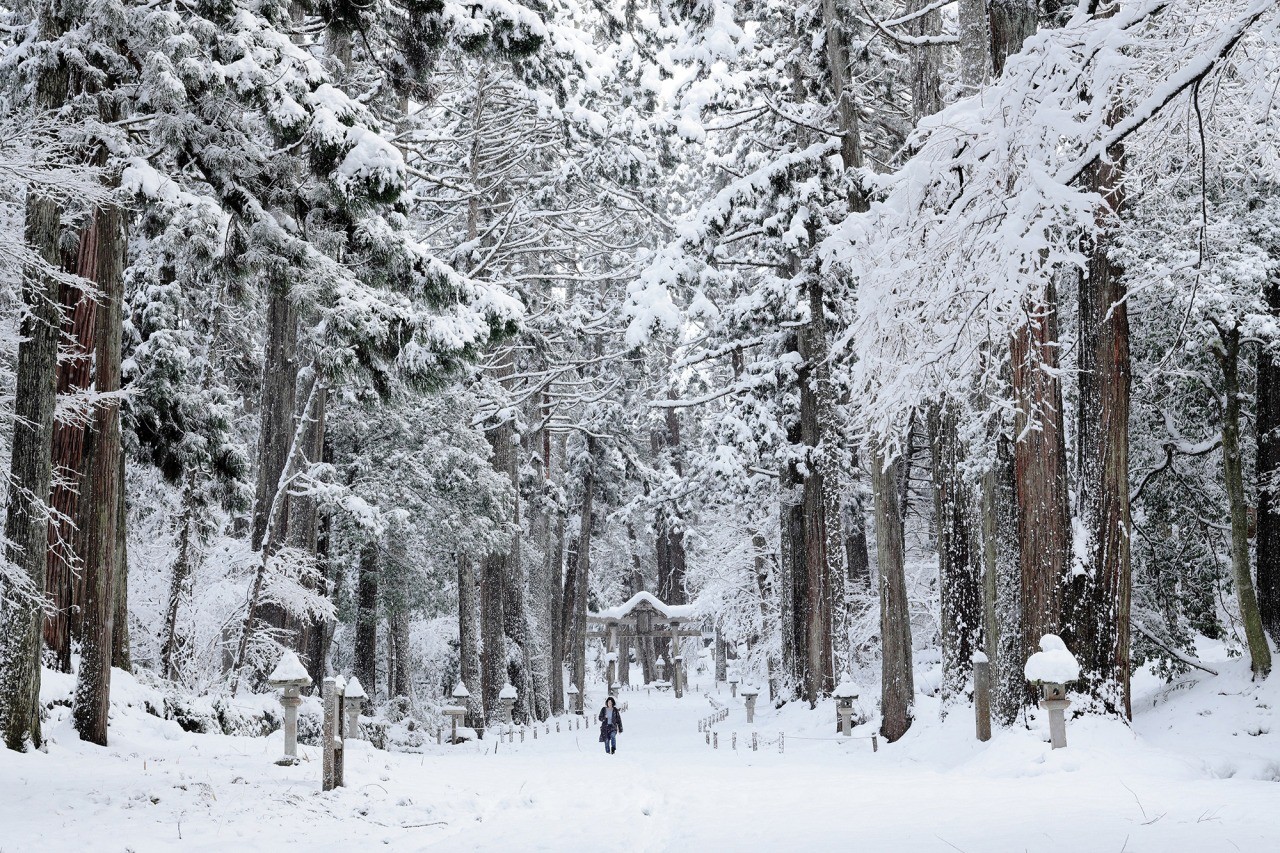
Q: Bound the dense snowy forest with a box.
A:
[1,0,1280,846]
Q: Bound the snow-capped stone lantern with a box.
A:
[834,679,859,737]
[741,684,760,724]
[444,681,470,743]
[655,655,666,682]
[266,651,311,765]
[343,676,367,741]
[728,671,741,698]
[1024,634,1081,750]
[567,682,583,715]
[610,681,622,701]
[499,683,518,725]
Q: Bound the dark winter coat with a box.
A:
[598,705,623,742]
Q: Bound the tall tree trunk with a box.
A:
[44,234,98,671]
[1070,99,1133,715]
[779,364,808,698]
[251,287,298,554]
[73,202,126,746]
[906,0,944,120]
[111,451,131,673]
[958,0,991,94]
[161,474,197,680]
[548,506,566,712]
[288,385,327,660]
[458,554,485,728]
[354,539,380,698]
[987,0,1039,78]
[1010,283,1072,702]
[560,439,597,704]
[873,449,914,742]
[930,404,983,709]
[384,523,411,699]
[230,377,323,693]
[1216,324,1273,678]
[480,545,507,727]
[1258,271,1280,643]
[483,358,535,721]
[982,430,1023,724]
[0,95,67,749]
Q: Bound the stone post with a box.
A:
[741,685,759,724]
[606,621,619,687]
[267,651,312,766]
[669,622,683,698]
[344,676,367,741]
[1040,682,1070,749]
[973,653,992,742]
[322,676,346,791]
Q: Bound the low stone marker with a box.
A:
[1024,634,1080,750]
[344,676,367,741]
[834,679,858,737]
[267,651,311,766]
[973,651,992,742]
[322,676,346,791]
[741,684,760,724]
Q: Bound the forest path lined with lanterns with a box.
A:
[3,653,1280,852]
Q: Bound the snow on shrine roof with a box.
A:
[590,591,697,622]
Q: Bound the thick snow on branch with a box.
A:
[821,0,1278,452]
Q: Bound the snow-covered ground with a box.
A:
[4,648,1279,852]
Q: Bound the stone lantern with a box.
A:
[499,683,518,725]
[655,656,666,682]
[444,681,470,743]
[567,682,583,715]
[741,684,760,724]
[1024,634,1079,750]
[834,679,859,737]
[267,651,312,765]
[727,671,740,698]
[344,676,367,740]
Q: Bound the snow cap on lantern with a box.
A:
[1024,634,1081,688]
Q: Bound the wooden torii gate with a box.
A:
[588,592,701,699]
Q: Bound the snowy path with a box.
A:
[4,667,1280,851]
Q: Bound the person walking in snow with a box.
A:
[598,697,623,754]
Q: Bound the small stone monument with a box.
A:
[834,679,858,736]
[344,676,367,741]
[567,682,583,715]
[499,683,518,725]
[728,671,740,699]
[267,651,312,766]
[741,684,760,724]
[1024,634,1080,750]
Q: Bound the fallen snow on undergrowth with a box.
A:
[3,643,1279,852]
